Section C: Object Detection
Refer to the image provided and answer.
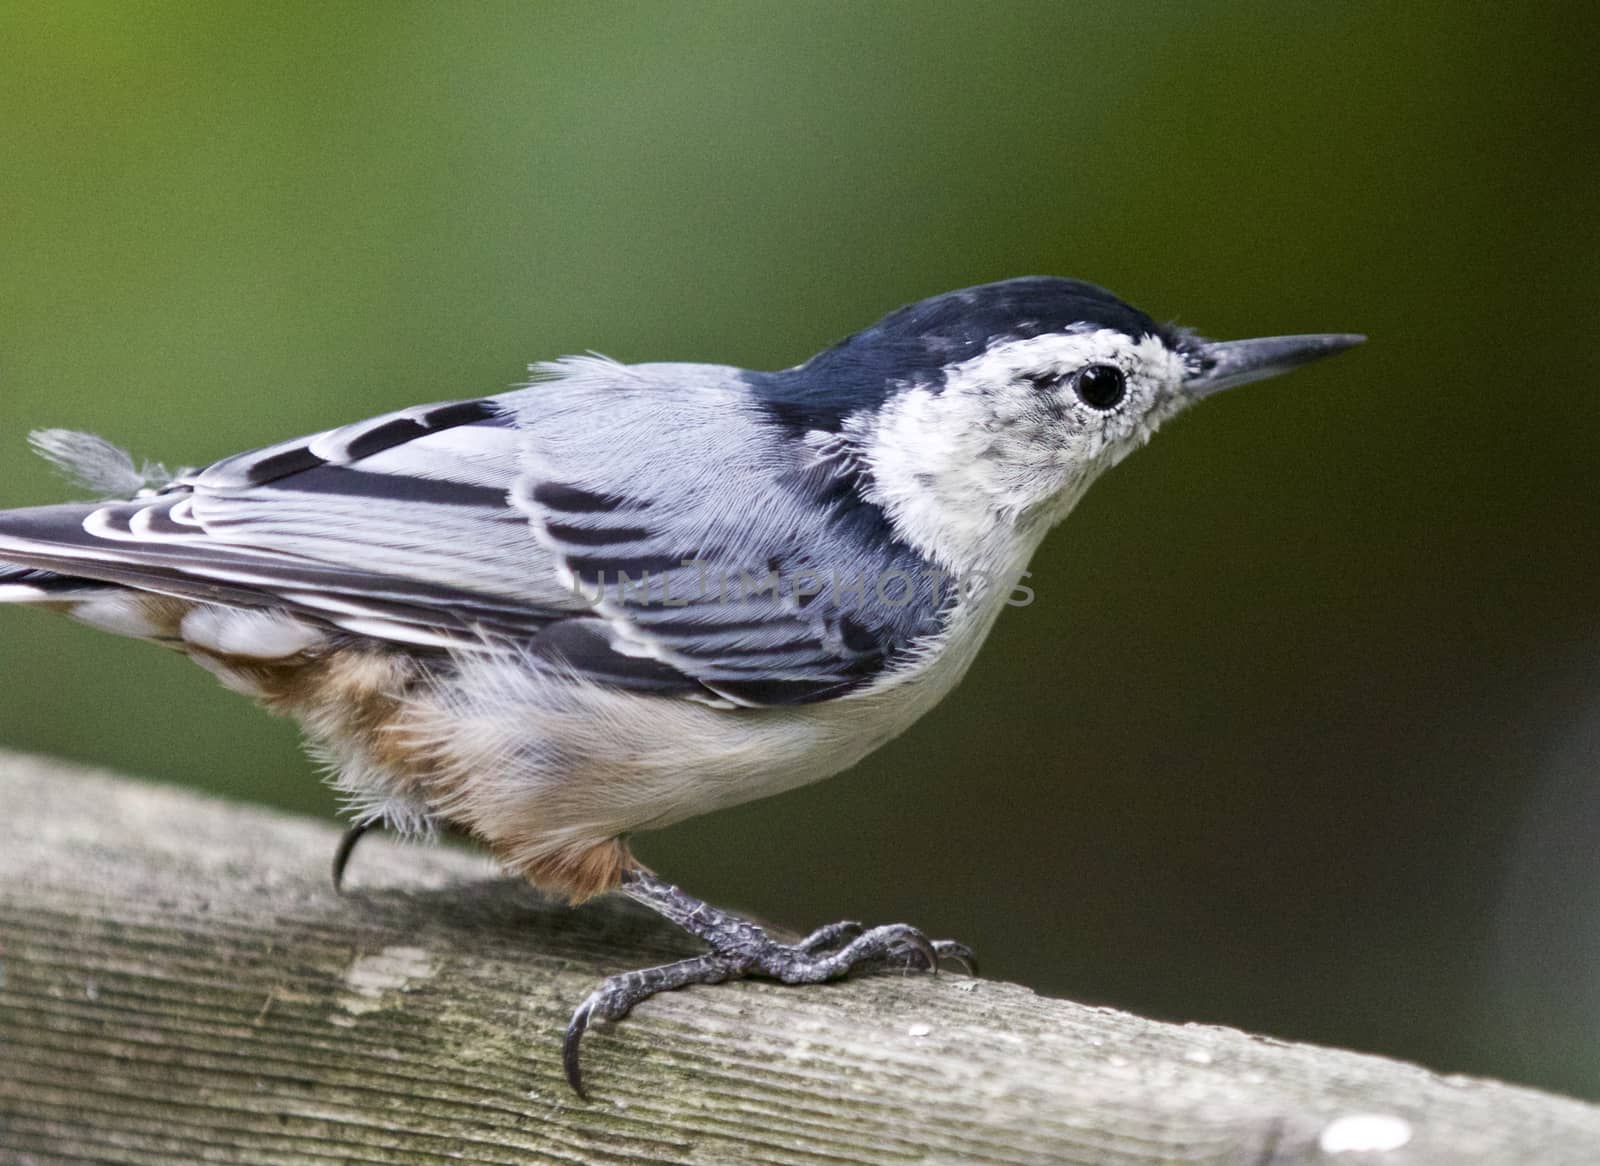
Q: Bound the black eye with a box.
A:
[1074,364,1127,410]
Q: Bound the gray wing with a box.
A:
[0,362,951,706]
[504,358,952,705]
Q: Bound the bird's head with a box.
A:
[760,277,1363,572]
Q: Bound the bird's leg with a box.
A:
[562,869,976,1097]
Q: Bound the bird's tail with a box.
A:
[1,430,174,607]
[27,429,181,498]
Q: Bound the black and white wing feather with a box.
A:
[0,361,953,706]
[0,398,576,649]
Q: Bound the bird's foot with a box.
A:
[562,871,976,1098]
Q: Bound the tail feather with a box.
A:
[2,430,196,606]
[27,429,181,498]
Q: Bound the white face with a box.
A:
[856,328,1194,573]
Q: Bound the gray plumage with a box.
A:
[0,363,952,706]
[0,276,1364,1096]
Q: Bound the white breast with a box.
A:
[387,554,1031,875]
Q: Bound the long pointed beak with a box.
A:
[1184,333,1365,398]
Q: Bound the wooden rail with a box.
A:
[2,750,1596,1164]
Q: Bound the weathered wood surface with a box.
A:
[1,751,1596,1165]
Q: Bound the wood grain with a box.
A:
[1,750,1596,1165]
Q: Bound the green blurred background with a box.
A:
[4,0,1598,1100]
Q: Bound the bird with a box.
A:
[0,276,1362,1096]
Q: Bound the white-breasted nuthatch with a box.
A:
[0,277,1361,1095]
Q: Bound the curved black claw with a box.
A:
[563,996,600,1100]
[330,822,371,894]
[931,939,979,976]
[332,820,483,893]
[563,954,735,1098]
